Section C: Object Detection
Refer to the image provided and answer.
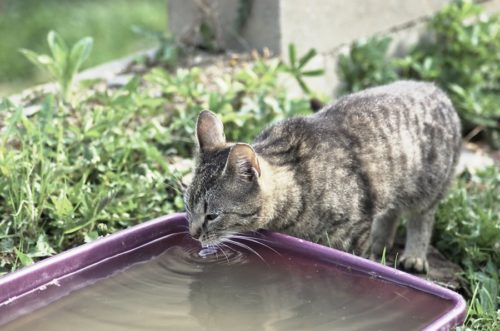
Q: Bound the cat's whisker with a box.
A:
[229,235,281,256]
[220,242,238,255]
[246,232,276,244]
[222,229,276,244]
[222,238,267,264]
[214,244,219,260]
[169,230,190,236]
[216,242,230,263]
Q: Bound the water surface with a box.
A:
[4,237,452,331]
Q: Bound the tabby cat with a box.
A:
[184,81,461,273]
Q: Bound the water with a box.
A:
[3,238,452,331]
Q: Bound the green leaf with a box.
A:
[296,76,310,94]
[51,191,74,219]
[29,235,56,258]
[68,37,93,77]
[0,237,14,253]
[47,30,68,69]
[14,248,34,267]
[20,116,36,136]
[298,49,317,69]
[19,49,46,69]
[84,231,99,243]
[174,195,184,209]
[288,43,297,68]
[301,69,325,77]
[37,54,54,65]
[19,49,58,78]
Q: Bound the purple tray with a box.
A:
[0,213,465,329]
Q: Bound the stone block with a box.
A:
[168,0,500,95]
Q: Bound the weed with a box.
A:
[0,84,185,273]
[281,44,325,95]
[145,53,314,155]
[380,247,387,266]
[20,31,93,102]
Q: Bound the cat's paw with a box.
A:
[369,241,387,258]
[398,255,429,274]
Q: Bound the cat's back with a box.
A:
[320,81,459,132]
[254,81,462,173]
[317,81,461,164]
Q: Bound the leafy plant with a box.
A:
[457,261,498,330]
[433,167,500,330]
[20,31,93,102]
[145,53,312,153]
[337,1,500,148]
[337,36,398,95]
[434,167,499,269]
[399,0,500,146]
[281,44,325,95]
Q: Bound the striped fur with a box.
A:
[184,81,462,273]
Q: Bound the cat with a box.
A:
[184,80,462,273]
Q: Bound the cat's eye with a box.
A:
[205,214,219,222]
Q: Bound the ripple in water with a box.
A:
[3,238,453,331]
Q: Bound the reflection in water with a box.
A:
[3,237,452,331]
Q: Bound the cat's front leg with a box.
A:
[398,207,436,273]
[368,209,400,260]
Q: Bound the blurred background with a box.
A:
[0,0,166,96]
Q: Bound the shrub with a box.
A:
[337,36,398,95]
[337,0,500,148]
[399,0,500,147]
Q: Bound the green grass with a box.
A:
[434,167,499,330]
[0,0,166,96]
[0,90,186,271]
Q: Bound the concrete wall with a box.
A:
[168,0,500,96]
[279,0,449,54]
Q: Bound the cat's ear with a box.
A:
[224,143,261,181]
[196,110,226,150]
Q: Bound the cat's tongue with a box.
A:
[198,246,218,257]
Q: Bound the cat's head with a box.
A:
[184,110,264,246]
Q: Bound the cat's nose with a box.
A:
[190,226,202,240]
